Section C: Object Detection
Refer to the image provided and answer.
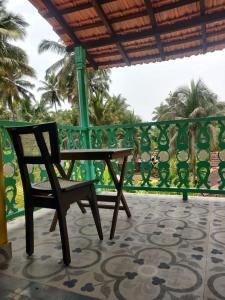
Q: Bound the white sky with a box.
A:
[7,0,225,121]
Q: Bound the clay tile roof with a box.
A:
[29,0,225,69]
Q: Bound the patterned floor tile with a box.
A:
[1,193,225,299]
[0,273,96,299]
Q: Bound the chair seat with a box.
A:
[32,178,94,192]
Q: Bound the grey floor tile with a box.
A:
[1,193,225,299]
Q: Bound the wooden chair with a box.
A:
[7,122,103,265]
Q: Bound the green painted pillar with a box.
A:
[74,46,93,179]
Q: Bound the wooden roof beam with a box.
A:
[66,10,225,51]
[45,0,196,19]
[44,0,115,18]
[93,35,201,58]
[200,0,206,53]
[56,21,103,34]
[41,0,97,68]
[93,28,225,59]
[91,0,130,65]
[53,0,197,35]
[92,40,194,59]
[144,0,165,60]
[96,37,225,67]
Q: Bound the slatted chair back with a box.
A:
[7,122,61,196]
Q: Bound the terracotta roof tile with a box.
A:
[29,0,225,68]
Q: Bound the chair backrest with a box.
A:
[7,122,61,195]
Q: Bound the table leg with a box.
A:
[106,157,131,239]
[106,158,131,217]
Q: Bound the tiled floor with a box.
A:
[1,193,225,300]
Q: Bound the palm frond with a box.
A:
[38,39,66,55]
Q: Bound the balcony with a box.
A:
[1,117,225,299]
[3,116,225,222]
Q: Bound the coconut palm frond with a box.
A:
[38,39,66,55]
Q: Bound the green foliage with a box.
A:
[0,0,35,117]
[38,73,63,111]
[50,108,79,126]
[103,166,111,185]
[153,79,225,121]
[37,39,141,126]
[38,39,111,107]
[89,93,140,125]
[152,79,225,183]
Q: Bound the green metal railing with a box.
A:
[2,116,225,220]
[1,121,31,221]
[90,116,225,199]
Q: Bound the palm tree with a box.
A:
[152,79,225,182]
[89,92,111,125]
[38,40,142,126]
[0,70,35,117]
[38,39,111,107]
[153,80,225,120]
[89,93,133,125]
[0,0,31,74]
[38,73,63,112]
[121,110,142,124]
[152,102,170,121]
[16,97,34,122]
[0,0,36,115]
[87,69,110,99]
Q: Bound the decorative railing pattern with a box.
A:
[2,116,225,220]
[90,116,225,197]
[1,121,29,220]
[58,124,88,181]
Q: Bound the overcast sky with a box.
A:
[7,0,225,121]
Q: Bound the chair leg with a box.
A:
[76,199,87,214]
[25,205,34,256]
[57,207,71,265]
[49,211,58,232]
[50,201,86,232]
[89,185,103,240]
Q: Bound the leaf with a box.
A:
[100,285,111,298]
[94,272,104,282]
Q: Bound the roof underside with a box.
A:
[29,0,225,69]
